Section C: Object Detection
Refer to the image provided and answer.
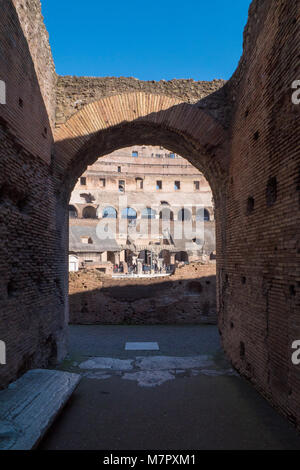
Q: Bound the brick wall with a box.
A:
[0,1,66,388]
[13,0,57,127]
[219,0,300,425]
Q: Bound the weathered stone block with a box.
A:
[0,369,80,450]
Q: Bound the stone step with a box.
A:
[0,369,81,450]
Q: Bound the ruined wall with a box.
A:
[12,0,57,127]
[219,0,300,426]
[0,1,66,388]
[55,77,228,128]
[69,264,217,325]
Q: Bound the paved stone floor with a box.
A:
[39,325,300,450]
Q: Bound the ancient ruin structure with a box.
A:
[0,0,299,432]
[69,145,215,273]
[69,264,217,325]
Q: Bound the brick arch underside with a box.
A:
[54,92,229,202]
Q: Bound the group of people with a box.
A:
[113,260,172,275]
[113,262,125,273]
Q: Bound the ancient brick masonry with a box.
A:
[13,0,57,127]
[0,0,299,432]
[219,0,300,424]
[55,76,229,128]
[0,0,67,389]
[69,264,217,325]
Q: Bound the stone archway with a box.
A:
[54,91,229,351]
[68,204,78,218]
[175,251,189,263]
[54,92,229,202]
[82,205,97,219]
[178,208,192,221]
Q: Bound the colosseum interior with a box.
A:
[0,0,299,451]
[68,144,217,324]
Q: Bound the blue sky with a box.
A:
[42,0,252,81]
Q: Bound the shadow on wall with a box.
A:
[54,93,230,206]
[0,1,66,389]
[69,275,217,325]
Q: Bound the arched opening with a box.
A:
[124,249,135,265]
[121,207,137,220]
[57,94,227,450]
[196,208,210,221]
[159,249,171,265]
[107,251,115,264]
[82,206,97,219]
[139,249,152,266]
[178,208,191,221]
[175,251,189,262]
[56,99,223,432]
[102,206,117,218]
[68,205,78,218]
[141,207,156,219]
[67,141,217,320]
[159,208,174,220]
[135,177,143,190]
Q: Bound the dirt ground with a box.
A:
[69,262,217,325]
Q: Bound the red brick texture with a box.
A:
[219,0,300,425]
[54,92,229,201]
[0,0,299,430]
[0,0,67,389]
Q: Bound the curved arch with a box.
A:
[82,205,97,219]
[178,208,192,221]
[102,206,118,218]
[139,250,151,264]
[159,208,174,220]
[175,251,189,262]
[54,92,229,202]
[141,207,157,219]
[196,208,210,221]
[135,177,143,189]
[68,204,78,218]
[159,249,171,265]
[121,207,137,220]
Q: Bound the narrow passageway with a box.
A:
[39,326,300,450]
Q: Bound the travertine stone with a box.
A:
[0,369,80,450]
